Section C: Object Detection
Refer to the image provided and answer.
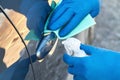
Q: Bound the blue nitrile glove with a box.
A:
[0,54,37,80]
[63,44,120,80]
[48,0,100,37]
[20,0,51,38]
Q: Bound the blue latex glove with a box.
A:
[20,0,51,38]
[63,44,120,80]
[48,0,100,37]
[0,54,37,80]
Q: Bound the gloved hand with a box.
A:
[0,54,37,80]
[20,0,51,38]
[48,0,100,37]
[63,44,120,80]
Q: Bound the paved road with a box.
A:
[93,0,120,52]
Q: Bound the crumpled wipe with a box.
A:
[62,38,88,57]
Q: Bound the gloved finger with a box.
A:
[63,53,76,65]
[80,44,101,55]
[59,12,88,37]
[63,53,85,65]
[68,65,85,75]
[90,7,100,18]
[74,75,86,80]
[49,9,74,30]
[48,4,70,29]
[90,0,100,18]
[68,67,74,74]
[49,3,66,23]
[81,44,120,55]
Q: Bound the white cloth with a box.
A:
[62,38,88,57]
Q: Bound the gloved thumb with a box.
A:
[80,44,100,55]
[63,53,83,65]
[63,53,75,65]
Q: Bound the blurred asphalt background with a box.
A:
[0,0,120,80]
[93,0,120,51]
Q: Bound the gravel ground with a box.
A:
[93,0,120,51]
